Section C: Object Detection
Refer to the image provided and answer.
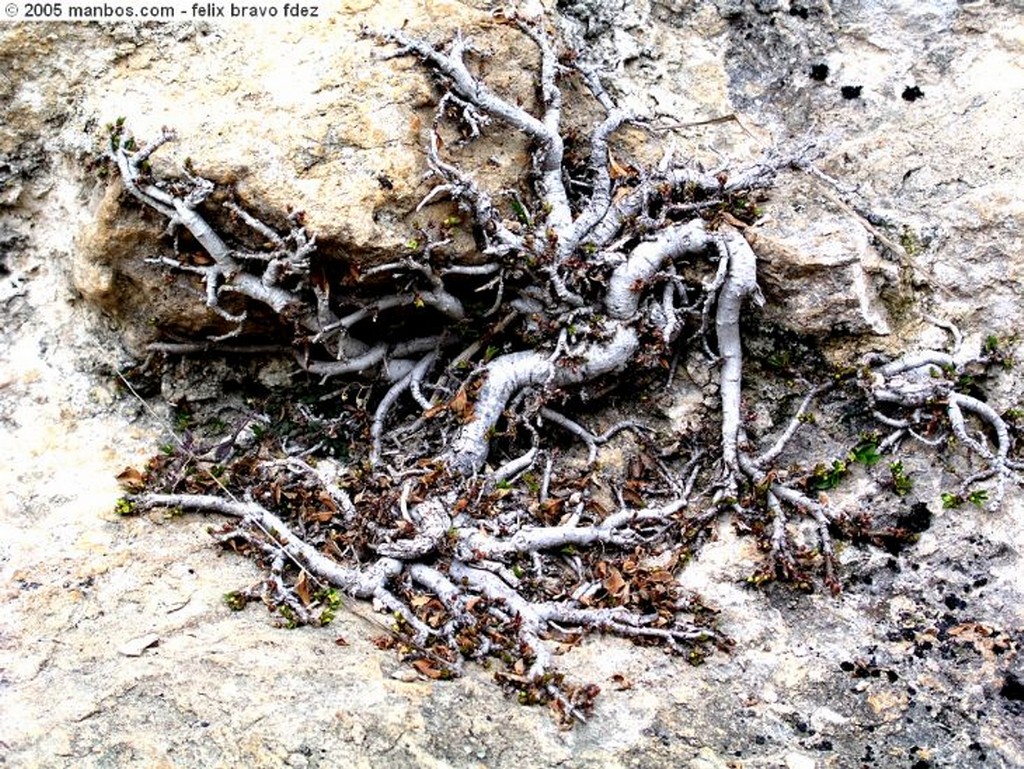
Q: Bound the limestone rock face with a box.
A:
[562,0,1024,342]
[70,3,542,343]
[748,178,896,336]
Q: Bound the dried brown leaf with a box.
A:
[413,658,446,680]
[450,385,476,424]
[295,571,312,606]
[611,673,634,690]
[603,566,627,597]
[116,466,145,491]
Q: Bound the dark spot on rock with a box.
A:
[911,761,933,769]
[1000,673,1024,701]
[841,85,863,99]
[944,594,965,610]
[887,670,899,683]
[840,660,855,672]
[814,739,833,751]
[789,6,809,19]
[810,63,829,81]
[898,503,932,534]
[902,86,924,102]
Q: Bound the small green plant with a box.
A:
[766,350,791,370]
[899,226,921,256]
[507,193,531,225]
[941,491,962,509]
[889,461,913,496]
[114,497,135,516]
[174,409,193,431]
[967,489,988,507]
[318,588,342,625]
[224,591,248,611]
[849,439,882,466]
[810,459,847,491]
[278,606,299,629]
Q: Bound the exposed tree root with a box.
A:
[110,14,1020,723]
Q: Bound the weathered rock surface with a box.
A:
[69,3,542,344]
[2,1,1024,767]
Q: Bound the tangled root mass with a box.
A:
[113,16,1020,723]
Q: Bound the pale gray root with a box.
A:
[715,225,764,479]
[116,133,302,320]
[380,24,571,235]
[491,440,539,485]
[407,562,481,665]
[447,556,711,712]
[115,132,466,385]
[869,351,1021,508]
[586,156,788,249]
[752,384,830,469]
[418,129,522,257]
[132,493,402,597]
[447,560,592,720]
[369,350,441,467]
[373,496,453,560]
[538,408,647,465]
[766,490,797,576]
[558,106,635,261]
[702,224,843,584]
[446,323,639,475]
[446,217,720,476]
[454,503,679,560]
[605,220,711,320]
[146,342,290,356]
[370,367,416,468]
[116,18,1018,718]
